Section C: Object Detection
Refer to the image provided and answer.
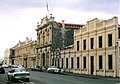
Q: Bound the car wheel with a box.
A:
[25,78,29,82]
[52,70,55,73]
[48,70,50,73]
[8,76,10,81]
[8,76,13,81]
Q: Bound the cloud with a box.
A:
[79,0,120,14]
[56,0,119,15]
[0,0,44,11]
[0,0,119,15]
[0,0,119,58]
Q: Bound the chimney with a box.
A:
[62,20,65,28]
[50,14,54,21]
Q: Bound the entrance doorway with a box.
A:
[42,53,45,66]
[24,58,27,68]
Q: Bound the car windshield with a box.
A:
[36,66,40,68]
[50,66,59,68]
[14,68,26,72]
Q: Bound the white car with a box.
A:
[2,64,9,68]
[47,66,64,73]
[7,67,30,82]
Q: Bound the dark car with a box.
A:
[31,66,42,71]
[0,66,5,74]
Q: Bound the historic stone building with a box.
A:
[74,16,120,77]
[36,15,83,68]
[9,48,15,65]
[4,48,15,65]
[14,37,37,68]
[4,48,10,65]
[59,45,75,72]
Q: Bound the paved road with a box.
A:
[30,71,120,84]
[0,68,120,84]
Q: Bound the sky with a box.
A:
[0,0,120,59]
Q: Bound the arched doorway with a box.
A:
[24,58,27,68]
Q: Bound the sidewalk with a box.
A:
[63,72,120,82]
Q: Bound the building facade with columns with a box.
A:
[14,37,37,68]
[74,16,120,77]
[36,15,83,68]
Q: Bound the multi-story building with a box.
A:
[14,37,37,68]
[59,45,75,72]
[74,16,120,77]
[4,48,15,66]
[9,48,15,65]
[4,48,10,65]
[36,14,83,68]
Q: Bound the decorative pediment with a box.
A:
[37,14,55,29]
[38,16,49,28]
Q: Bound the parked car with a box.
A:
[31,66,42,71]
[11,64,23,68]
[0,66,5,74]
[2,64,9,68]
[47,66,64,73]
[7,67,30,82]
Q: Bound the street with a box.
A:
[0,68,120,84]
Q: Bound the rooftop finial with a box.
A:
[50,14,52,17]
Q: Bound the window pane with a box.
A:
[118,28,120,39]
[58,59,59,67]
[99,36,102,48]
[61,58,64,68]
[90,38,94,49]
[83,57,86,69]
[77,41,79,51]
[99,55,103,69]
[71,57,74,68]
[77,57,79,68]
[108,55,112,69]
[83,40,86,50]
[66,58,68,68]
[108,34,112,47]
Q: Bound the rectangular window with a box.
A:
[61,58,64,68]
[99,36,102,48]
[118,28,120,39]
[12,50,15,55]
[77,57,79,68]
[119,47,120,55]
[71,57,74,68]
[99,55,103,69]
[77,41,79,51]
[90,38,94,49]
[66,58,68,68]
[108,55,112,69]
[58,59,59,67]
[83,39,86,50]
[108,34,112,47]
[83,57,86,69]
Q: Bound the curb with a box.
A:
[63,72,120,82]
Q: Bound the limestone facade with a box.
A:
[14,37,37,68]
[73,16,120,77]
[4,48,10,65]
